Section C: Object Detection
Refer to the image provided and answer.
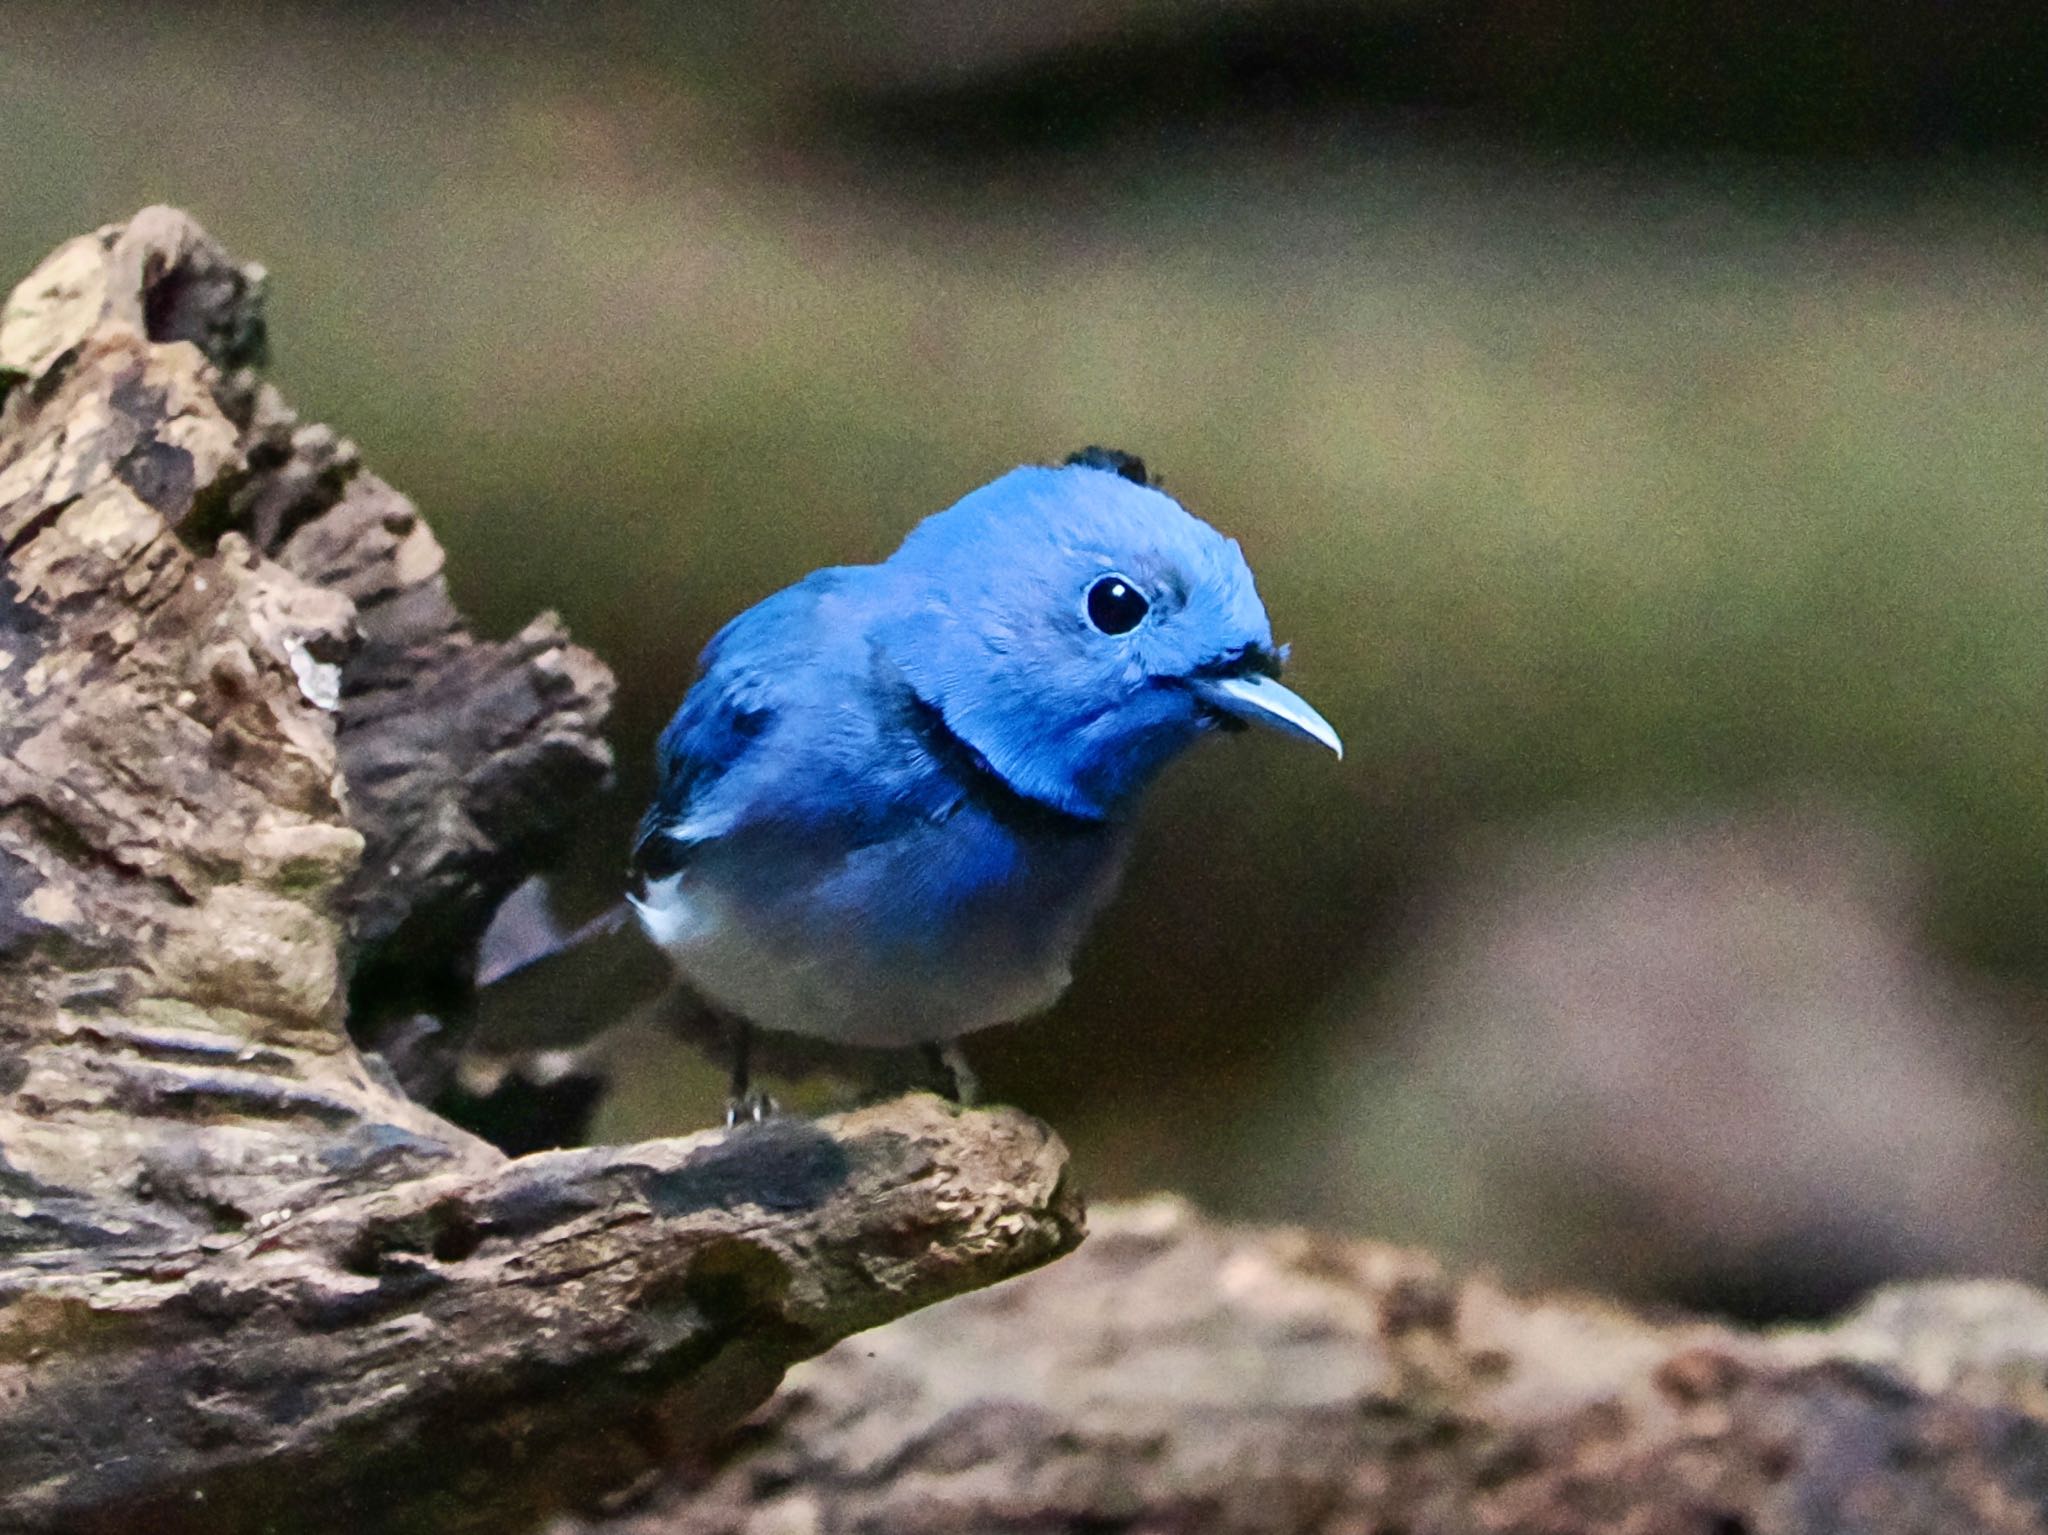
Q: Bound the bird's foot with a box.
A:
[922,1041,980,1107]
[723,1089,779,1128]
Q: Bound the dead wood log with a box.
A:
[573,1198,2048,1535]
[0,210,1085,1535]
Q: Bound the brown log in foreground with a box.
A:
[570,1199,2048,1535]
[0,210,1085,1535]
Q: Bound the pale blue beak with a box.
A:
[1196,673,1343,759]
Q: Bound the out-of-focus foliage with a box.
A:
[8,0,2042,1315]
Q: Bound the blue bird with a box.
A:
[617,447,1341,1120]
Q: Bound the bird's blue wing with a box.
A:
[633,576,822,878]
[630,567,926,882]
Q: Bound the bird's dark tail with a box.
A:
[468,877,669,1057]
[476,877,633,989]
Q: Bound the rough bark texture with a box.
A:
[570,1197,2048,1535]
[0,211,1085,1535]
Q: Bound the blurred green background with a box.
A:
[8,1,2043,1317]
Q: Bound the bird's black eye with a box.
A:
[1086,574,1149,635]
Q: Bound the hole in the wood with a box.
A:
[339,1199,483,1275]
[429,1206,483,1263]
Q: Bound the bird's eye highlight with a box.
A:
[1085,575,1150,635]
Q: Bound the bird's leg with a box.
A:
[723,1018,776,1126]
[921,1040,980,1106]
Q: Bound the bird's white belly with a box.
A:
[629,870,1081,1049]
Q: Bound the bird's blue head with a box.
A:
[877,448,1340,821]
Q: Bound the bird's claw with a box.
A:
[922,1040,980,1106]
[723,1090,778,1128]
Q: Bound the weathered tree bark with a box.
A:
[570,1198,2048,1535]
[0,211,1084,1535]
